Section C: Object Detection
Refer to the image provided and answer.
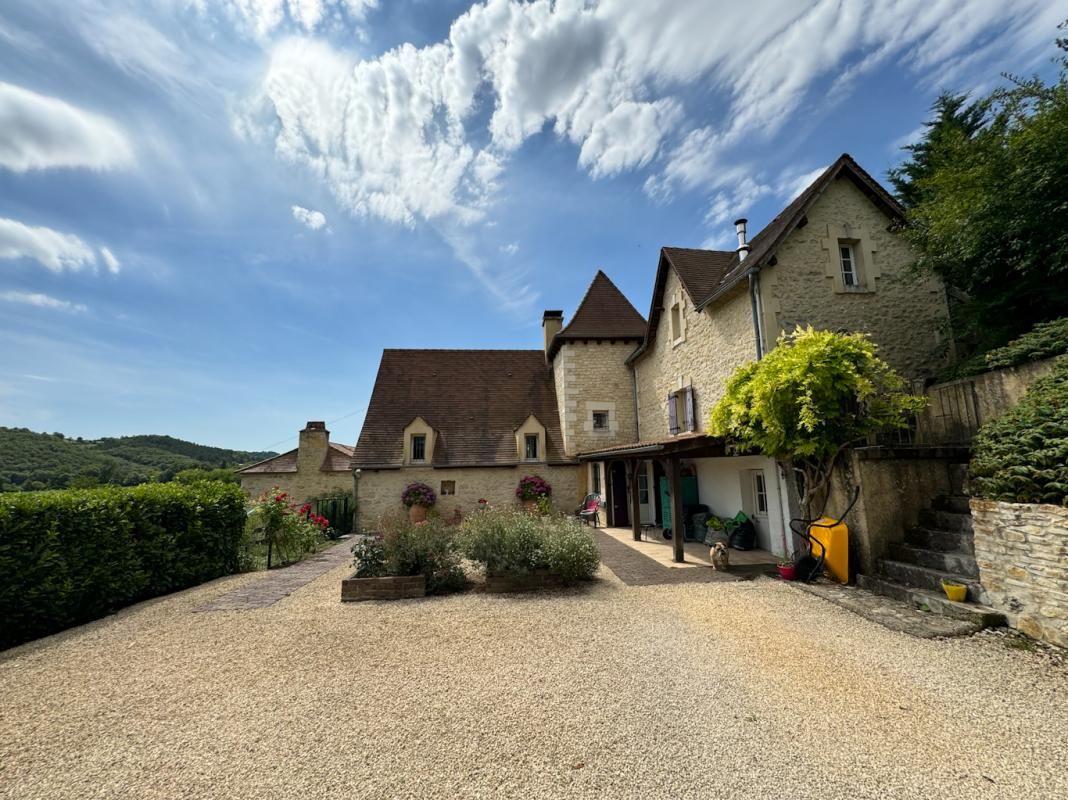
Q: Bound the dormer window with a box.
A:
[515,414,545,463]
[839,244,858,287]
[411,434,426,462]
[524,434,538,461]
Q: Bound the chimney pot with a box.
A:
[734,218,750,261]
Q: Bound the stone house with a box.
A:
[345,154,951,550]
[237,421,354,501]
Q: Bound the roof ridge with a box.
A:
[558,270,646,337]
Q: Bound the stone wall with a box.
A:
[825,448,960,575]
[761,176,952,381]
[972,499,1068,648]
[552,340,639,455]
[916,358,1058,445]
[240,471,353,503]
[634,268,757,440]
[356,464,582,531]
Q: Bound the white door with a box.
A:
[742,468,771,550]
[638,462,655,524]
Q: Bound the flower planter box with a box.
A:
[341,574,426,602]
[484,569,568,593]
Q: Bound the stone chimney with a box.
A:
[297,421,329,472]
[542,310,563,360]
[734,218,750,261]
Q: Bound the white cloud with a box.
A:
[0,81,134,173]
[500,242,519,256]
[291,205,327,231]
[99,247,122,274]
[0,291,87,313]
[0,218,99,272]
[188,0,378,39]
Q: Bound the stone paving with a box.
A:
[593,529,774,586]
[194,538,353,612]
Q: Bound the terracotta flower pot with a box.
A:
[522,499,538,513]
[777,564,797,581]
[408,504,428,524]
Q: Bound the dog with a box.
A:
[710,541,730,571]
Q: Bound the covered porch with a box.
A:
[598,527,778,573]
[580,434,792,565]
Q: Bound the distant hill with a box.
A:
[0,427,276,491]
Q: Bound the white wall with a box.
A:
[691,455,789,556]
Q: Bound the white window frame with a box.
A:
[524,433,539,461]
[592,463,602,496]
[753,471,768,515]
[411,433,427,462]
[839,243,858,288]
[637,471,649,505]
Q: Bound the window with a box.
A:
[592,463,602,496]
[839,244,858,288]
[667,387,695,435]
[440,480,456,496]
[637,471,649,504]
[411,434,426,462]
[670,302,682,341]
[524,433,539,460]
[753,471,768,515]
[592,410,609,431]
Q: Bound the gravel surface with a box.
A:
[2,558,1066,799]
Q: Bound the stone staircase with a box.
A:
[856,466,1007,630]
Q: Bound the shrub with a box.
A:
[516,475,552,501]
[0,481,246,648]
[983,317,1068,372]
[245,489,327,566]
[970,356,1068,505]
[350,535,387,578]
[363,512,465,594]
[401,482,436,508]
[457,508,599,583]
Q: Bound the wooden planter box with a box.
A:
[341,574,426,602]
[484,569,568,593]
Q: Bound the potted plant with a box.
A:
[401,481,436,524]
[516,475,552,513]
[777,558,797,581]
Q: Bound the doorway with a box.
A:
[608,460,629,528]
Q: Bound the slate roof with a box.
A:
[547,270,646,360]
[630,153,904,363]
[237,442,354,474]
[352,349,572,468]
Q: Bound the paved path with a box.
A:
[194,538,352,611]
[594,529,772,586]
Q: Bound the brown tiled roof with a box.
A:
[237,442,353,474]
[630,153,903,363]
[547,270,646,359]
[353,349,572,468]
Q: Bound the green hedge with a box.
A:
[970,356,1068,505]
[948,317,1068,379]
[0,481,247,648]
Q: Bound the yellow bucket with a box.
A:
[942,581,967,602]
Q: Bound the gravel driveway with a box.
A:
[2,550,1066,799]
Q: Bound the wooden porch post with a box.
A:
[667,456,685,563]
[630,459,642,541]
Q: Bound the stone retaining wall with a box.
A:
[971,498,1068,647]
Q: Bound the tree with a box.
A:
[888,92,988,209]
[708,328,926,521]
[894,22,1068,351]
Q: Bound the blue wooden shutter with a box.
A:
[684,386,695,432]
[667,391,677,434]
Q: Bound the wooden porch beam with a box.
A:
[629,459,642,541]
[667,456,685,563]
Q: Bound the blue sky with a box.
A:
[0,0,1062,452]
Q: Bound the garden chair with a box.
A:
[575,494,601,526]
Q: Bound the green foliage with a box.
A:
[0,427,274,492]
[894,25,1068,349]
[351,536,387,578]
[457,508,600,583]
[245,488,326,567]
[970,356,1068,505]
[0,481,247,648]
[709,327,925,513]
[372,513,466,593]
[174,467,240,485]
[983,317,1068,371]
